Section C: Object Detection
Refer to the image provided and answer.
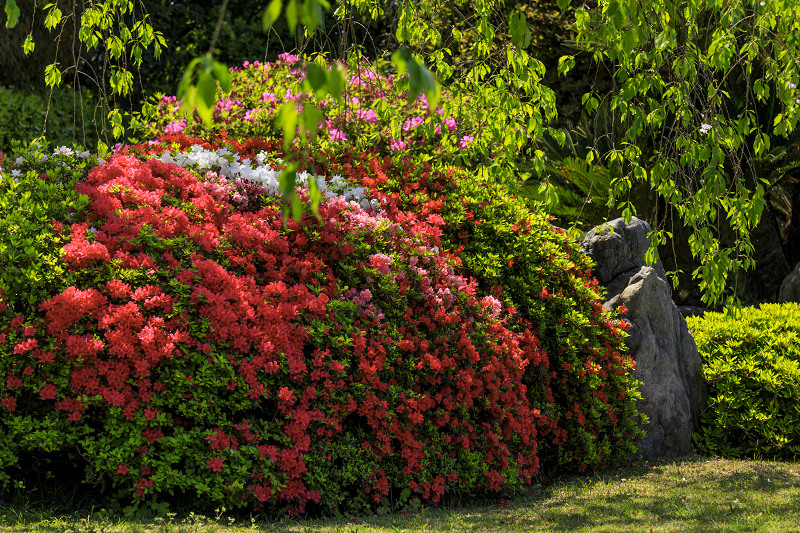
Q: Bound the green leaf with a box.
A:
[557,0,570,10]
[305,63,327,94]
[44,63,62,88]
[623,28,639,50]
[276,102,298,148]
[327,62,345,100]
[301,0,329,34]
[195,71,216,125]
[605,0,624,30]
[211,60,231,92]
[108,109,125,139]
[557,56,575,77]
[22,34,34,55]
[509,11,531,49]
[307,177,322,219]
[44,6,62,31]
[391,47,440,110]
[262,0,282,31]
[279,164,298,197]
[654,30,673,51]
[4,0,19,29]
[286,0,298,33]
[299,105,322,143]
[178,57,202,97]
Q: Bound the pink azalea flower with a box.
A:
[402,116,425,132]
[329,128,348,142]
[356,109,378,123]
[389,140,408,152]
[164,119,187,135]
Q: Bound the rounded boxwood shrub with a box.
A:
[687,304,800,459]
[0,147,555,515]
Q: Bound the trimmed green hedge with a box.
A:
[0,86,100,153]
[688,304,800,459]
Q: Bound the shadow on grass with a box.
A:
[2,455,799,532]
[304,455,800,532]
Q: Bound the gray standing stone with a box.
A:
[778,262,800,303]
[581,217,708,460]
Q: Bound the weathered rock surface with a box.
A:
[581,217,708,459]
[778,262,800,303]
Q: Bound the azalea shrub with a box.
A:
[124,132,646,473]
[688,304,800,459]
[134,53,536,182]
[0,146,561,515]
[0,53,646,515]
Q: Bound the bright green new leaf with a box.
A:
[4,0,19,28]
[22,34,34,55]
[195,71,216,125]
[262,0,282,31]
[44,63,62,88]
[557,56,575,76]
[44,6,62,31]
[108,109,125,139]
[276,102,298,148]
[286,0,298,33]
[538,181,559,210]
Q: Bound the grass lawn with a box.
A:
[1,455,798,532]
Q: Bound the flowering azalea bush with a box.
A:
[0,54,645,515]
[124,132,646,474]
[135,54,529,176]
[0,146,560,515]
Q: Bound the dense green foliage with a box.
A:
[0,141,97,312]
[568,0,800,305]
[688,304,800,459]
[0,87,101,153]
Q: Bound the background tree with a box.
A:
[559,0,800,306]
